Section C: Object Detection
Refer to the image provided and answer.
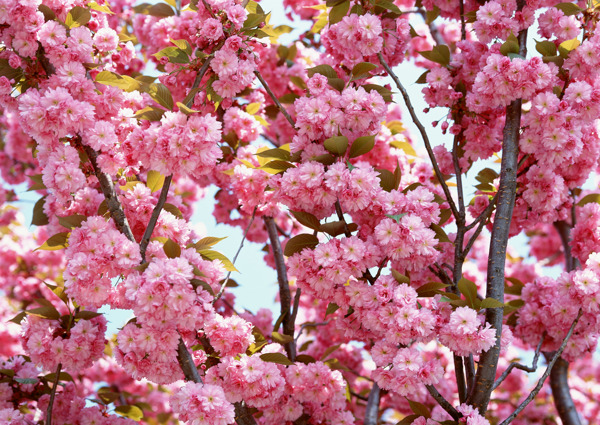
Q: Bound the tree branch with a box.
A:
[83,144,135,242]
[364,383,381,425]
[378,53,459,220]
[492,334,544,391]
[46,363,62,425]
[177,337,202,384]
[264,216,296,360]
[468,24,527,412]
[498,309,583,425]
[426,384,461,420]
[254,70,295,128]
[140,174,173,263]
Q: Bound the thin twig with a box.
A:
[498,309,583,425]
[364,383,381,425]
[378,53,459,220]
[492,334,545,391]
[459,0,466,41]
[140,174,173,263]
[465,192,499,232]
[294,320,329,344]
[426,385,461,420]
[214,207,257,302]
[290,288,301,327]
[264,216,296,360]
[254,70,295,128]
[46,363,62,425]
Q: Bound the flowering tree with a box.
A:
[1,0,600,424]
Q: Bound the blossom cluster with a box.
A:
[170,382,235,425]
[437,306,496,357]
[516,254,600,361]
[124,111,223,177]
[64,216,141,309]
[21,314,107,372]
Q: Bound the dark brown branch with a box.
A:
[454,355,467,404]
[264,216,296,360]
[547,219,581,425]
[459,0,467,41]
[492,334,544,391]
[364,383,381,425]
[426,385,461,420]
[46,363,62,425]
[546,356,582,425]
[83,145,135,242]
[185,39,225,108]
[140,174,173,263]
[177,337,202,383]
[468,25,527,412]
[255,70,295,128]
[499,310,583,425]
[378,53,459,220]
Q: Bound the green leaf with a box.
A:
[193,236,227,251]
[320,343,342,361]
[555,2,583,15]
[57,214,87,230]
[457,278,479,309]
[416,281,449,297]
[402,182,422,193]
[397,415,421,425]
[416,70,430,84]
[75,311,103,320]
[327,77,345,92]
[114,405,144,421]
[8,312,26,324]
[418,45,450,66]
[319,221,357,237]
[439,208,452,226]
[325,302,340,317]
[362,83,393,102]
[505,277,524,296]
[27,174,46,191]
[377,168,396,192]
[88,1,114,14]
[14,377,38,385]
[190,279,215,296]
[425,6,440,24]
[348,135,375,158]
[153,46,190,64]
[480,297,505,309]
[385,213,406,223]
[65,6,91,28]
[307,64,337,79]
[32,196,49,226]
[559,38,580,58]
[296,354,316,364]
[430,223,450,243]
[162,203,183,219]
[163,239,181,259]
[146,170,165,193]
[271,331,294,344]
[577,193,600,206]
[536,40,557,57]
[199,249,238,272]
[169,38,192,55]
[25,306,60,320]
[147,83,174,110]
[134,106,165,121]
[256,148,291,161]
[391,269,410,284]
[351,62,377,79]
[290,211,321,231]
[375,0,401,14]
[177,102,199,115]
[324,135,349,156]
[283,234,319,256]
[133,2,174,17]
[407,398,431,418]
[95,71,142,92]
[500,33,520,56]
[260,352,294,366]
[329,0,350,25]
[36,232,69,251]
[243,13,266,29]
